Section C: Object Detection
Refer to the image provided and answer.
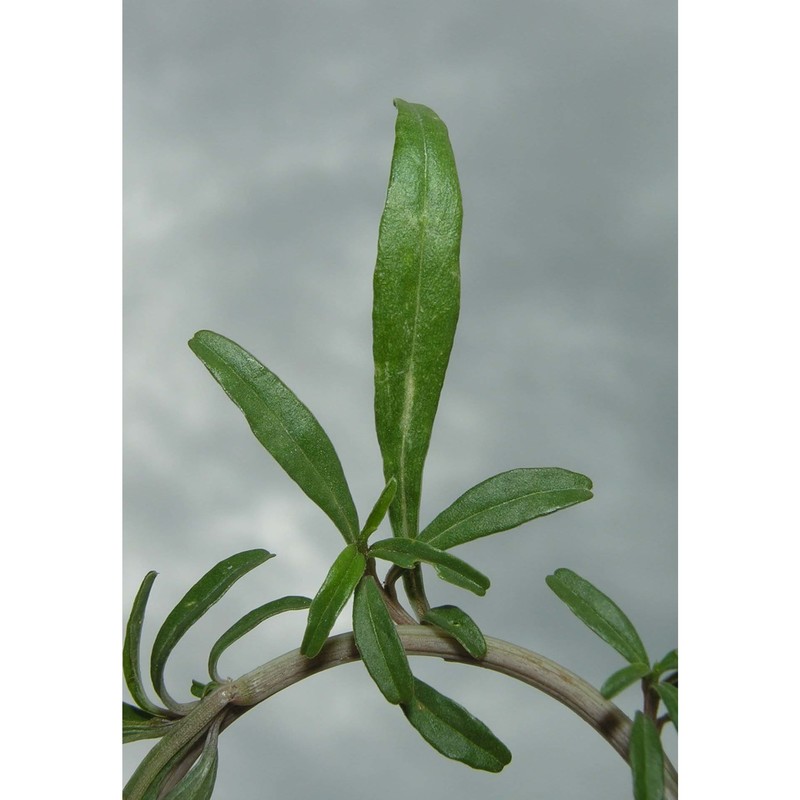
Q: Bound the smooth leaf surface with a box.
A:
[352,576,413,704]
[629,711,665,800]
[124,570,168,716]
[420,468,593,551]
[189,330,359,543]
[402,678,511,773]
[208,595,311,682]
[653,648,678,677]
[422,605,486,659]
[359,477,397,543]
[150,549,273,704]
[161,718,221,800]
[373,99,462,540]
[546,568,649,665]
[654,682,678,730]
[301,544,365,658]
[368,537,489,596]
[600,663,650,699]
[123,703,176,744]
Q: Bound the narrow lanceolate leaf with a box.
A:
[629,711,665,800]
[353,576,413,704]
[422,605,486,659]
[208,595,311,682]
[654,682,678,731]
[124,571,169,716]
[359,477,397,543]
[373,99,462,541]
[402,678,512,773]
[653,648,678,677]
[419,468,593,551]
[123,703,177,744]
[150,549,273,706]
[600,663,651,699]
[160,717,222,800]
[189,330,359,543]
[368,537,490,596]
[301,544,366,658]
[545,568,649,666]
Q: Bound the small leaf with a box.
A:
[373,99,462,541]
[301,544,366,658]
[653,682,678,731]
[161,717,221,800]
[190,330,360,543]
[353,576,414,704]
[600,663,650,699]
[653,648,678,677]
[368,537,489,596]
[150,549,273,706]
[419,468,593,551]
[208,595,311,682]
[629,711,665,800]
[402,678,512,773]
[190,680,220,699]
[122,702,176,744]
[422,605,486,659]
[546,568,649,665]
[359,477,397,543]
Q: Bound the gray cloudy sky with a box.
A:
[124,1,676,796]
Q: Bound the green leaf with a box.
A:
[123,570,169,716]
[419,468,593,551]
[422,605,486,659]
[189,680,220,699]
[359,477,397,543]
[189,330,359,543]
[653,682,678,731]
[373,99,462,541]
[600,663,650,699]
[150,549,273,705]
[123,702,177,744]
[402,678,511,773]
[629,711,665,800]
[545,568,649,665]
[160,718,221,800]
[301,544,366,658]
[352,576,414,704]
[208,595,311,682]
[368,537,489,596]
[653,648,678,677]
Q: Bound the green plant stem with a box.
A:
[124,627,678,799]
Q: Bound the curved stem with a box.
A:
[125,626,677,799]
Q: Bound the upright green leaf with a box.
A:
[422,605,487,659]
[402,678,511,773]
[189,330,359,543]
[419,468,593,551]
[124,570,169,716]
[208,595,311,682]
[150,549,273,706]
[123,703,177,744]
[301,544,366,658]
[368,537,489,595]
[600,663,650,699]
[353,576,414,704]
[653,682,678,730]
[629,711,665,800]
[653,649,678,677]
[359,477,397,543]
[373,99,462,541]
[546,568,649,665]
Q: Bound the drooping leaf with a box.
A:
[301,544,365,658]
[373,99,462,541]
[150,549,273,706]
[208,595,311,682]
[629,711,665,800]
[123,702,177,744]
[359,477,397,543]
[653,648,678,677]
[600,663,650,699]
[422,605,486,659]
[160,717,221,800]
[545,568,649,666]
[419,468,593,551]
[402,678,511,773]
[653,682,678,731]
[124,571,169,717]
[352,576,414,704]
[189,330,359,543]
[368,537,489,596]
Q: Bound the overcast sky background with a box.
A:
[123,1,676,796]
